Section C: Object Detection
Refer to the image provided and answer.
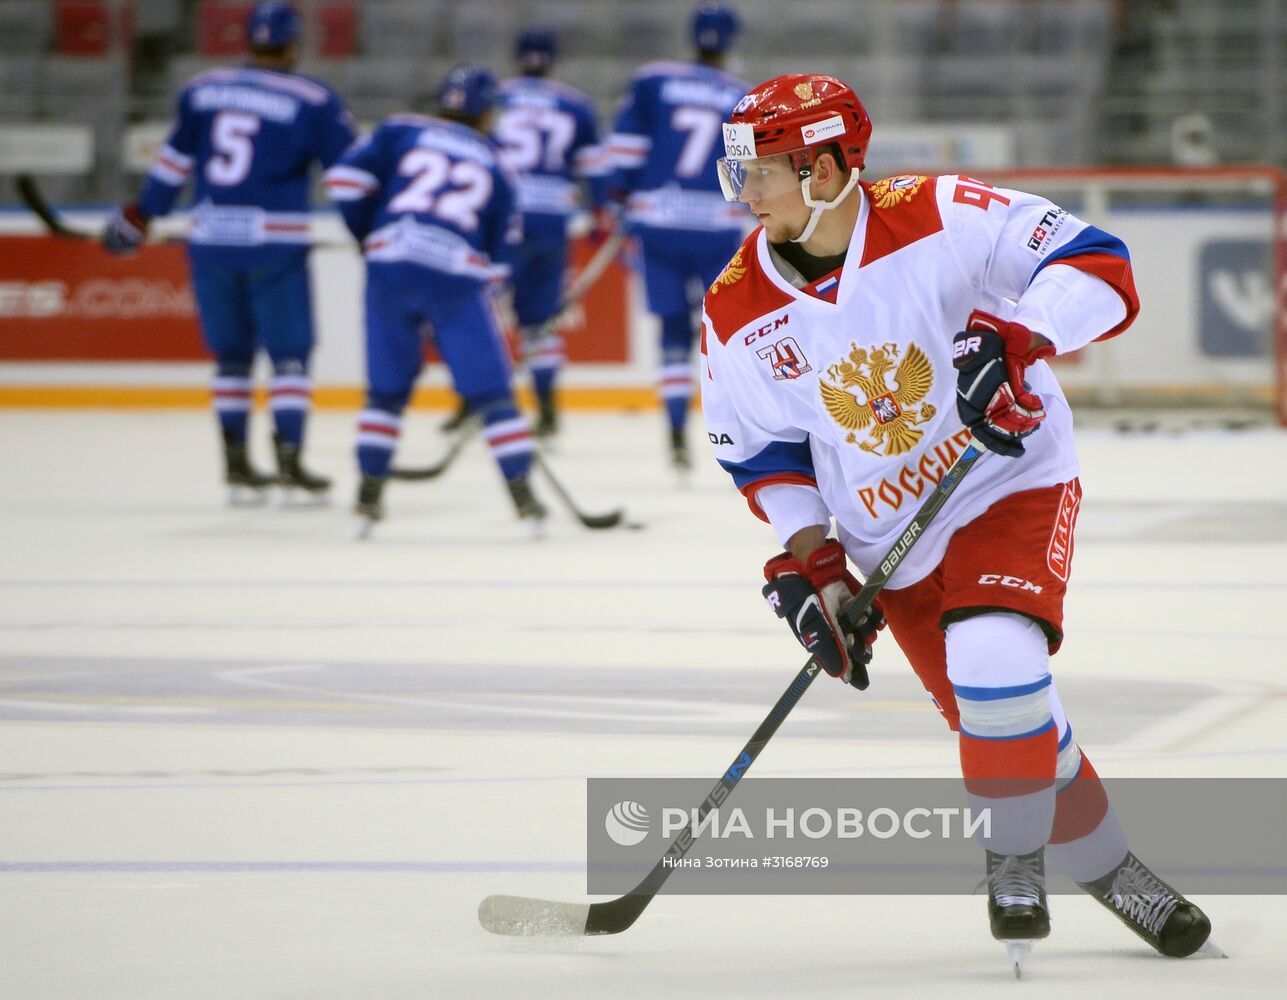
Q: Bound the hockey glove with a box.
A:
[951,310,1056,458]
[102,204,149,256]
[762,539,885,690]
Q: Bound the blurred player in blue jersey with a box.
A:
[494,28,612,437]
[325,65,546,532]
[608,3,747,470]
[103,2,356,503]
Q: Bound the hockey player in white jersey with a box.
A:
[702,73,1213,969]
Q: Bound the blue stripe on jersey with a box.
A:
[1032,225,1130,281]
[953,675,1053,702]
[1058,723,1074,752]
[717,439,815,491]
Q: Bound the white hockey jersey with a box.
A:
[700,174,1139,589]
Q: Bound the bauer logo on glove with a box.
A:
[951,310,1056,458]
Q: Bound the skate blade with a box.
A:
[523,517,547,541]
[1194,939,1228,959]
[228,486,270,508]
[355,516,378,541]
[1004,940,1034,979]
[281,487,332,509]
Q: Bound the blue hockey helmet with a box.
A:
[248,2,301,50]
[691,3,739,53]
[515,28,558,69]
[436,64,499,119]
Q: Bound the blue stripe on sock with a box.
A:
[959,717,1056,742]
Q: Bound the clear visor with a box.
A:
[716,153,804,203]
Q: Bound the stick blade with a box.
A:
[578,509,627,530]
[477,895,590,937]
[387,464,451,482]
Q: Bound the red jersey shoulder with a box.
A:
[858,174,944,268]
[704,229,795,346]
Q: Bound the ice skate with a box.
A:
[669,426,692,476]
[274,434,331,505]
[354,474,386,539]
[1078,851,1214,958]
[222,431,274,506]
[534,392,559,439]
[506,475,548,536]
[982,849,1050,978]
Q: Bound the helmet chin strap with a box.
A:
[791,169,860,244]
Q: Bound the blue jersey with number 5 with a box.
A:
[138,66,356,262]
[494,76,607,244]
[325,115,520,284]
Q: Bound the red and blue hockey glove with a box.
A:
[102,204,149,256]
[762,539,885,690]
[951,310,1056,458]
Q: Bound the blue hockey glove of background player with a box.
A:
[951,310,1056,458]
[102,204,149,256]
[762,539,885,689]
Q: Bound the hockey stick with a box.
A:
[478,436,987,936]
[532,451,641,531]
[390,427,641,528]
[530,230,627,341]
[16,174,95,239]
[16,173,355,250]
[387,420,479,481]
[394,231,625,475]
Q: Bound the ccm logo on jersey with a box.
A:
[743,312,791,345]
[977,574,1044,594]
[952,335,983,360]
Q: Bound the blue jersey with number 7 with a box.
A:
[608,60,746,232]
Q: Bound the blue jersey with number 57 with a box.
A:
[609,60,746,233]
[493,76,608,244]
[325,115,520,284]
[137,66,356,263]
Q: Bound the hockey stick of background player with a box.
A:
[17,174,93,239]
[478,436,987,936]
[388,423,639,529]
[392,233,627,479]
[387,419,480,481]
[532,450,640,530]
[16,173,355,250]
[532,229,628,341]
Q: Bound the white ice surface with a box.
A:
[1,411,1285,999]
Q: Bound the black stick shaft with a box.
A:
[582,438,985,934]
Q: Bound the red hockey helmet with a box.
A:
[718,74,872,203]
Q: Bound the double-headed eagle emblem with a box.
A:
[867,175,927,210]
[709,247,747,295]
[819,341,936,456]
